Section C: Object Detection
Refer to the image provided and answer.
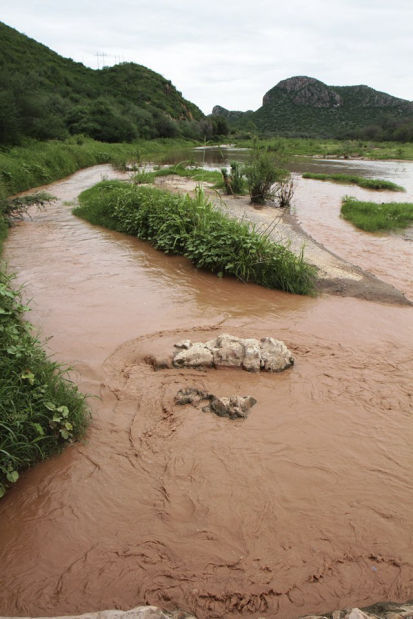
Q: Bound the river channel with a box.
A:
[0,153,412,618]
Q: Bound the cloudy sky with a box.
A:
[2,0,413,114]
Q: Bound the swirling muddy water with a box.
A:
[1,165,412,618]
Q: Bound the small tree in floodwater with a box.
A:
[244,147,291,205]
[221,161,246,195]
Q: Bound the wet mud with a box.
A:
[1,166,412,618]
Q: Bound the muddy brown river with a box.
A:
[1,164,412,618]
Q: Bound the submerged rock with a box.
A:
[172,333,294,373]
[174,388,210,406]
[209,395,257,419]
[175,388,257,419]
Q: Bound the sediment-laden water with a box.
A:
[0,164,412,618]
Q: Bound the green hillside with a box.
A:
[0,22,208,145]
[213,76,413,141]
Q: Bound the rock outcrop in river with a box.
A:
[158,334,294,372]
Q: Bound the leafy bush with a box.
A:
[74,181,316,295]
[244,149,290,204]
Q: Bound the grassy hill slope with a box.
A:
[0,22,205,144]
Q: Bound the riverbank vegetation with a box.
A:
[302,172,404,191]
[0,194,89,497]
[74,181,316,295]
[0,137,200,198]
[0,271,88,498]
[234,137,413,161]
[341,197,413,231]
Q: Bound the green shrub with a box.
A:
[221,161,247,195]
[74,181,316,295]
[244,149,289,204]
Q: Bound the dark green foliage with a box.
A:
[0,21,207,145]
[74,182,316,295]
[302,173,405,191]
[0,271,88,497]
[341,197,413,231]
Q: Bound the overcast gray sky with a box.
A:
[2,0,413,114]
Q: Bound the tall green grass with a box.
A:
[74,181,316,295]
[0,137,198,198]
[341,197,413,231]
[302,172,404,191]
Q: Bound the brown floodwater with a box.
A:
[0,165,413,618]
[167,148,413,301]
[291,165,413,301]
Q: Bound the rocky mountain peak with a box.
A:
[264,76,343,108]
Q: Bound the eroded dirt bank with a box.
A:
[1,166,412,619]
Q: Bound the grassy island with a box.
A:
[341,197,413,231]
[74,181,316,295]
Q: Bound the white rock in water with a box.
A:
[173,342,213,368]
[259,337,294,372]
[242,338,262,372]
[7,604,196,618]
[345,610,371,619]
[212,334,244,367]
[172,334,293,373]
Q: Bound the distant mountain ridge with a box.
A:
[213,76,413,139]
[0,21,206,144]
